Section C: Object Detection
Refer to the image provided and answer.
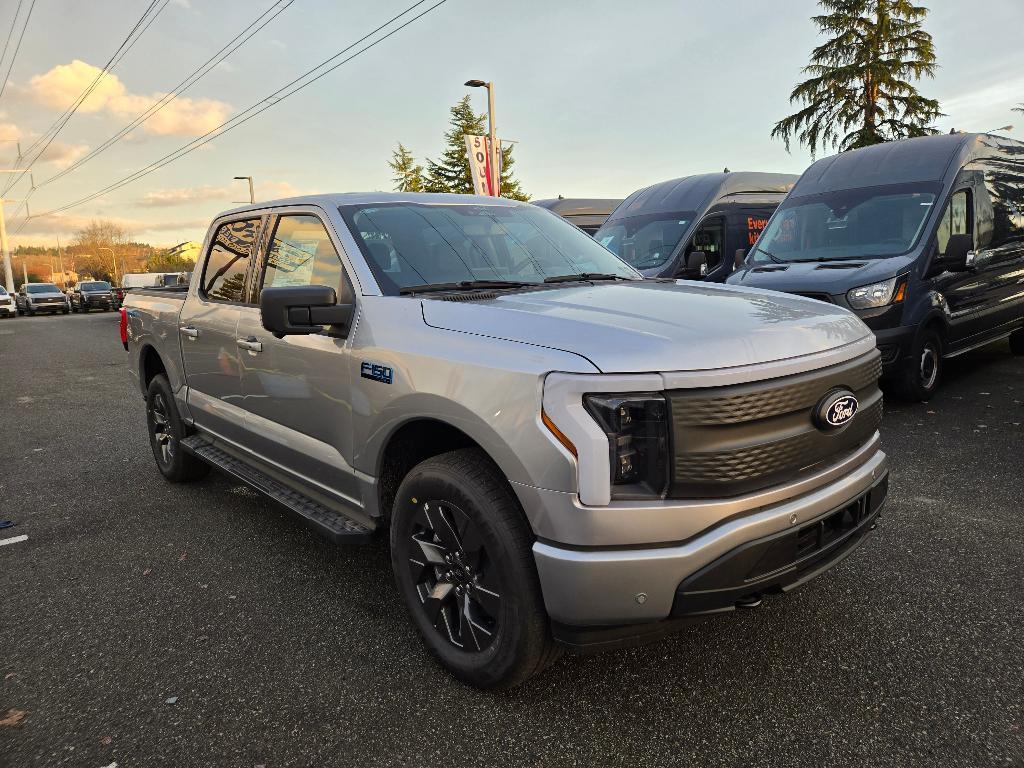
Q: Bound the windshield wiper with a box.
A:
[753,246,783,264]
[542,272,632,284]
[399,279,532,295]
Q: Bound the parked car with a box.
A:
[123,192,889,688]
[0,284,14,317]
[729,133,1024,400]
[594,172,798,281]
[70,280,116,312]
[121,271,191,289]
[16,283,69,315]
[532,197,623,235]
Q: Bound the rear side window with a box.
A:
[936,190,971,256]
[202,218,261,302]
[260,214,352,303]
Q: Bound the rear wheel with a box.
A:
[1010,328,1024,356]
[390,448,560,689]
[895,328,942,402]
[146,375,209,483]
[81,305,88,313]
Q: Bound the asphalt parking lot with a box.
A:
[1,311,1022,768]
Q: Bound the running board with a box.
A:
[181,436,374,543]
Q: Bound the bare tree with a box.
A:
[71,220,131,282]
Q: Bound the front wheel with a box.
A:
[146,375,209,483]
[895,328,942,402]
[390,448,560,689]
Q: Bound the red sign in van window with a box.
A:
[747,215,770,246]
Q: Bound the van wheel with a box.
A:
[1010,328,1024,356]
[390,448,560,689]
[895,328,942,402]
[146,375,209,483]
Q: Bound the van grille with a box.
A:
[667,351,882,498]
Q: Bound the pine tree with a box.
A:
[425,96,528,200]
[1015,104,1024,116]
[772,0,942,157]
[388,143,425,192]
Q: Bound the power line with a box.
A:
[5,0,167,195]
[0,0,35,105]
[39,0,295,188]
[0,0,26,94]
[26,0,448,222]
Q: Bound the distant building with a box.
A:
[167,241,202,263]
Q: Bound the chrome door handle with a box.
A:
[237,337,263,353]
[180,326,199,339]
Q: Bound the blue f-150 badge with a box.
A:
[361,362,394,384]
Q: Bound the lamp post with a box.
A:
[0,166,30,291]
[234,176,255,204]
[464,79,498,197]
[98,246,119,285]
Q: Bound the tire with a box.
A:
[390,448,561,689]
[894,328,942,402]
[81,305,89,314]
[62,308,69,314]
[27,307,34,316]
[1010,328,1024,356]
[146,375,210,483]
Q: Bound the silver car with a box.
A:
[0,284,14,317]
[124,193,889,688]
[16,283,70,315]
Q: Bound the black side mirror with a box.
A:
[260,285,354,339]
[685,251,708,279]
[734,248,747,269]
[942,234,974,271]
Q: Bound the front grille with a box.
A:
[667,351,882,498]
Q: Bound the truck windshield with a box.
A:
[80,281,111,290]
[27,284,59,294]
[753,182,941,262]
[593,212,695,275]
[341,203,640,294]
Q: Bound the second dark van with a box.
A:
[532,197,622,235]
[728,133,1024,401]
[594,172,798,281]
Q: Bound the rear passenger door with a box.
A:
[179,215,264,444]
[234,210,361,502]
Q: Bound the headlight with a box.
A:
[584,393,670,499]
[847,275,907,309]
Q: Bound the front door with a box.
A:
[179,215,263,445]
[931,188,986,345]
[235,211,361,503]
[680,215,727,281]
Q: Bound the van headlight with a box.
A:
[584,393,670,499]
[847,275,907,309]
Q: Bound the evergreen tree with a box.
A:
[388,143,425,192]
[1015,104,1023,116]
[424,96,528,200]
[772,0,942,156]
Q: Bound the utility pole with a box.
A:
[0,198,11,290]
[234,176,255,204]
[98,246,118,285]
[56,234,65,287]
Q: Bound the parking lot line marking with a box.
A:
[0,535,28,547]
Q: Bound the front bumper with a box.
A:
[28,303,68,312]
[0,303,13,315]
[871,325,916,372]
[532,446,888,631]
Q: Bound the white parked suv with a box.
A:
[0,285,14,317]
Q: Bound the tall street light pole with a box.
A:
[234,176,255,204]
[0,167,30,290]
[465,80,499,197]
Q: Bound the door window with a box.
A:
[936,190,971,256]
[260,215,352,302]
[201,218,261,302]
[685,216,725,270]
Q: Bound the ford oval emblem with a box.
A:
[815,389,859,430]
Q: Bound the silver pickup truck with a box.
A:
[123,192,889,688]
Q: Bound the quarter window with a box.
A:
[202,218,261,302]
[260,215,352,302]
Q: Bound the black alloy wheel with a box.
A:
[145,375,209,482]
[148,390,176,469]
[407,500,501,652]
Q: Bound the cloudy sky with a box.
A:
[1,0,1022,247]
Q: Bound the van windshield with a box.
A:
[340,202,640,294]
[594,212,695,275]
[753,182,941,262]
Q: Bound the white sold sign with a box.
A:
[464,134,500,196]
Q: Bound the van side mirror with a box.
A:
[941,234,974,272]
[734,249,747,269]
[260,285,354,338]
[685,251,708,279]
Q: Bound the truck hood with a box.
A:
[728,255,916,295]
[420,281,872,373]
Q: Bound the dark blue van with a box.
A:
[728,133,1024,400]
[594,172,798,281]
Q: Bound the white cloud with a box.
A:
[0,121,87,169]
[27,60,232,137]
[138,181,299,207]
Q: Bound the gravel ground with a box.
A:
[0,311,1021,768]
